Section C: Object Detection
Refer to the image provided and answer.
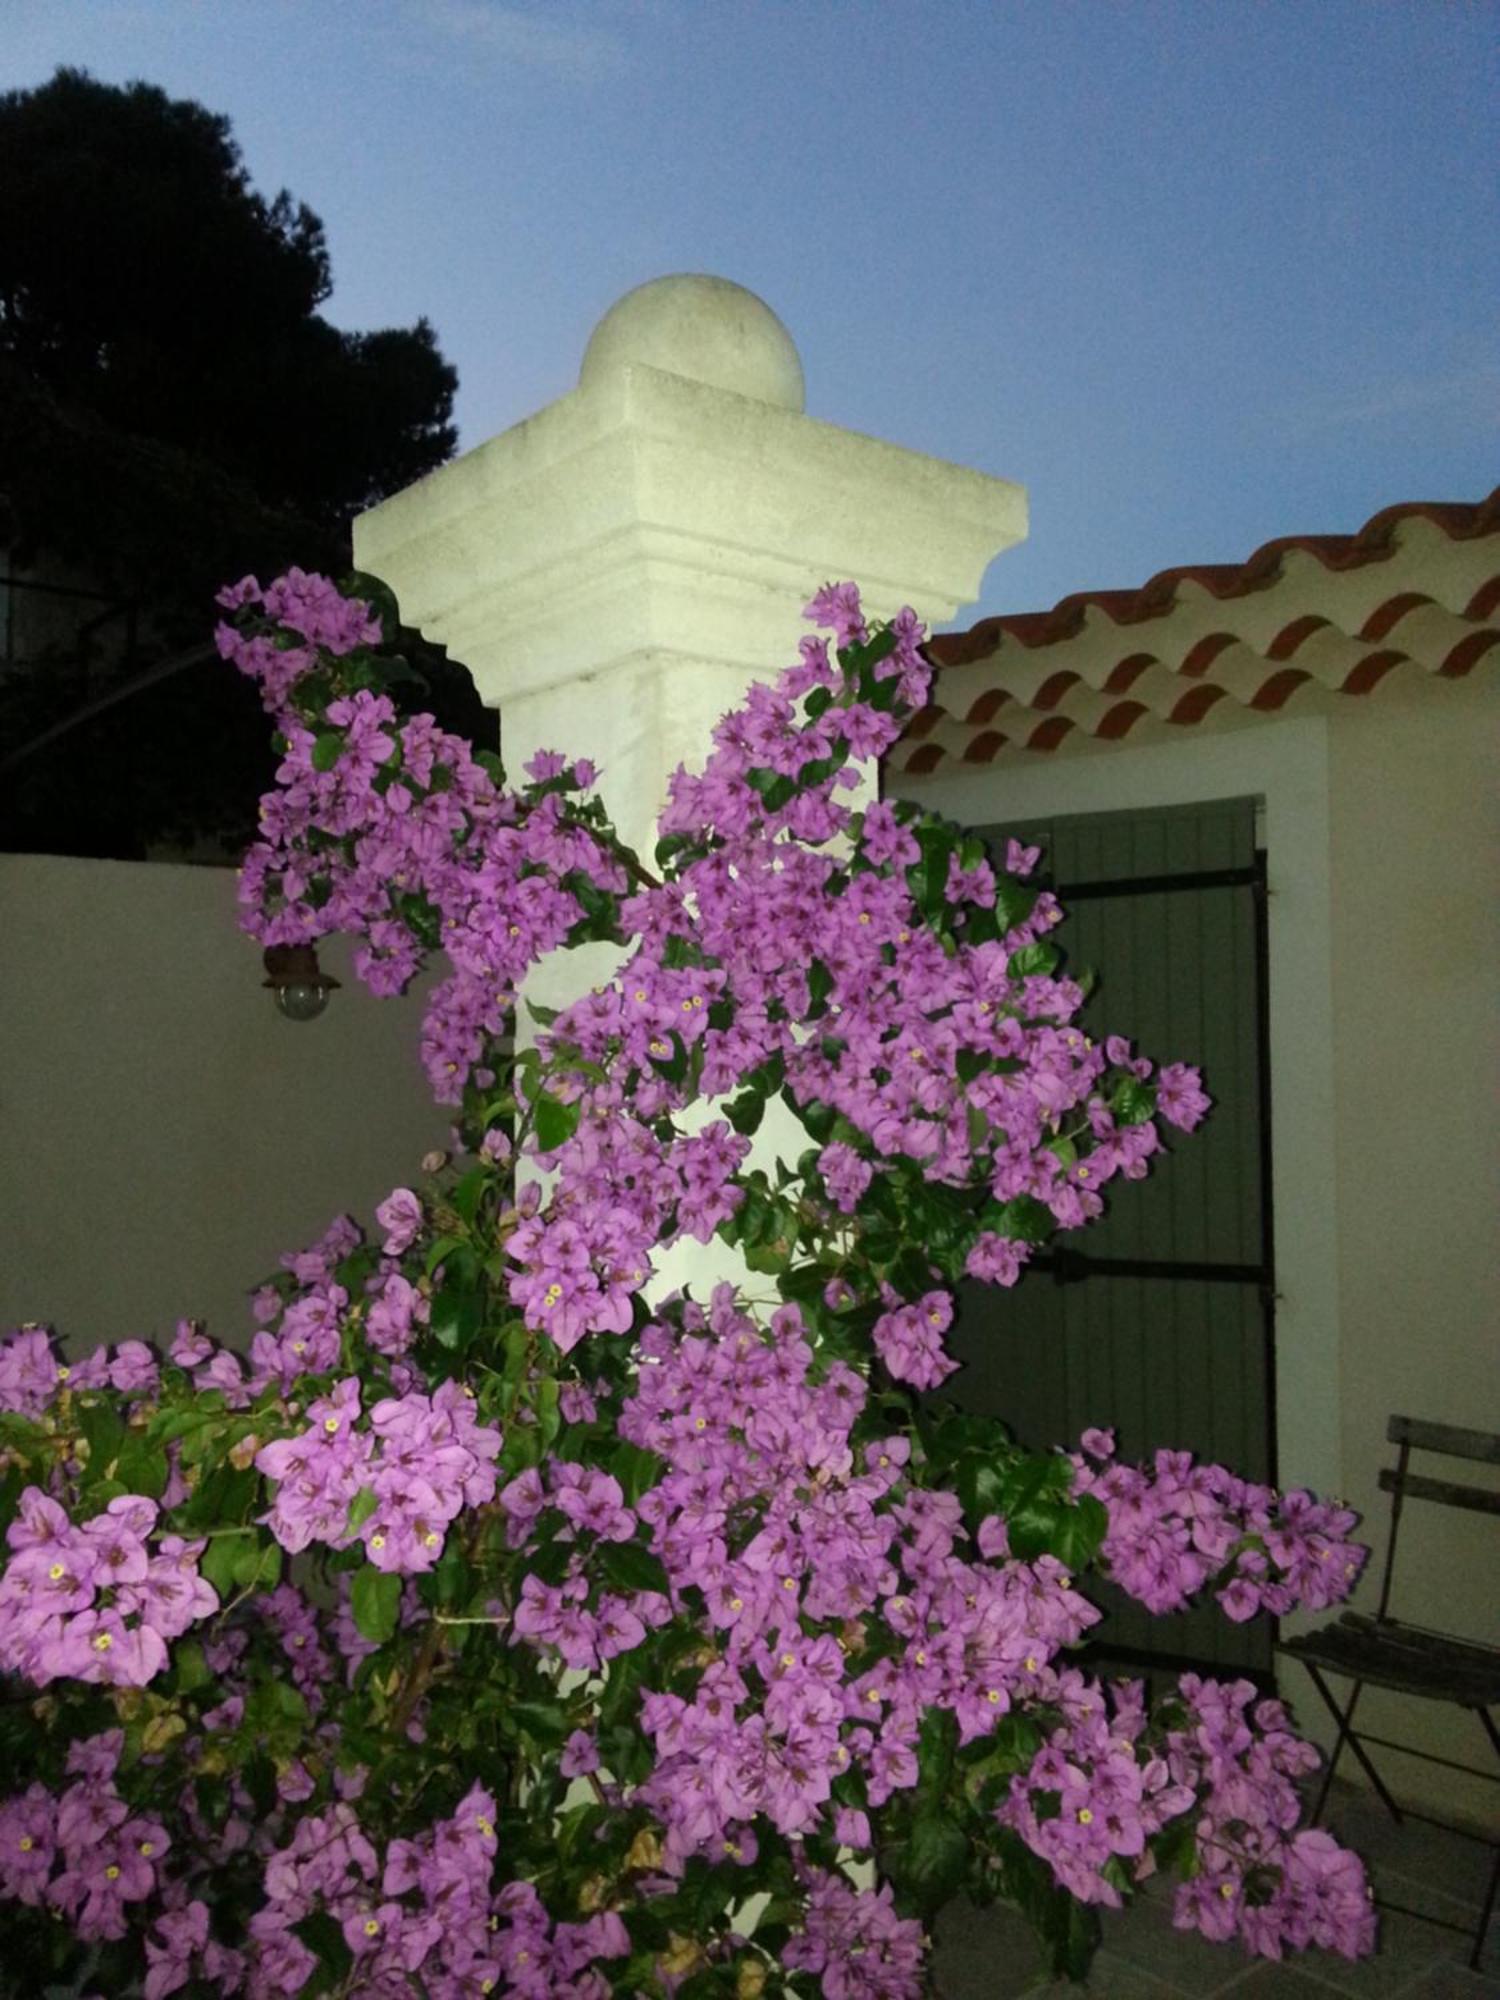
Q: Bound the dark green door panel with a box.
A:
[946,797,1275,1675]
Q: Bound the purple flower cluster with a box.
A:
[0,1326,160,1413]
[997,1672,1196,1906]
[0,1730,169,1942]
[1070,1430,1366,1620]
[137,1784,632,2000]
[219,576,628,1100]
[0,1488,216,1688]
[525,1290,1102,1868]
[781,1869,927,1999]
[1000,1674,1375,1958]
[1168,1678,1377,1960]
[256,1379,500,1572]
[871,1289,959,1390]
[222,574,1211,1362]
[0,570,1381,1995]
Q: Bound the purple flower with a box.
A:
[561,1730,600,1778]
[375,1187,424,1255]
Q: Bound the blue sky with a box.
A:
[6,0,1497,626]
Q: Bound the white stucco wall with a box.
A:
[1323,679,1500,1824]
[0,856,448,1353]
[891,675,1499,1822]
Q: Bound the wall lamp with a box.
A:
[262,945,341,1023]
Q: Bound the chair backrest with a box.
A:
[1373,1416,1500,1619]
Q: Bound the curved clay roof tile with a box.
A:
[900,485,1499,769]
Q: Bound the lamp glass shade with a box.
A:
[275,980,331,1023]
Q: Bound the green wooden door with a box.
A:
[947,797,1276,1676]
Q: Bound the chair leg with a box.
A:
[1471,1843,1499,1972]
[1467,1708,1500,1970]
[1300,1668,1406,1826]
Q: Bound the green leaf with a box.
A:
[900,1807,970,1915]
[607,1441,665,1507]
[887,1246,934,1297]
[916,824,957,915]
[450,1166,487,1226]
[655,831,698,871]
[230,1536,282,1592]
[533,1092,580,1153]
[956,1453,1008,1528]
[292,1909,353,1983]
[113,1432,169,1500]
[497,1322,530,1405]
[499,1424,542,1475]
[508,1698,570,1748]
[745,766,796,813]
[1112,1077,1158,1126]
[536,1376,562,1448]
[350,1565,402,1644]
[998,1452,1071,1515]
[1043,1492,1109,1572]
[177,1460,258,1532]
[1008,941,1060,979]
[76,1400,126,1485]
[428,1538,471,1610]
[917,1704,958,1797]
[424,1232,466,1277]
[777,1261,834,1306]
[986,1712,1043,1772]
[172,1640,212,1695]
[526,1533,572,1585]
[598,1540,670,1597]
[784,1091,835,1142]
[310,730,343,773]
[993,1454,1100,1565]
[986,1195,1055,1246]
[243,1751,278,1820]
[743,1051,786,1096]
[1044,1880,1102,1980]
[347,1486,380,1532]
[342,568,402,641]
[993,878,1040,935]
[428,1280,481,1352]
[724,1088,766,1136]
[200,1529,257,1598]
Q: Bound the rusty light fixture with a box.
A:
[262,944,340,1023]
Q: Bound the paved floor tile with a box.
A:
[1100,1894,1273,1996]
[931,1896,1051,1999]
[1213,1968,1363,1997]
[1388,1965,1500,2000]
[1289,1913,1448,1999]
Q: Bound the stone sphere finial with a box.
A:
[580,274,805,412]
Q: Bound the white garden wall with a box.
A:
[0,854,448,1353]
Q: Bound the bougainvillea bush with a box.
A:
[0,572,1376,1996]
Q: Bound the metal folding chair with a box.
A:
[1278,1415,1500,1968]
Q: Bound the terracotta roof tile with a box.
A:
[893,486,1500,776]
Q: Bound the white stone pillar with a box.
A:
[354,276,1027,1299]
[355,274,1026,865]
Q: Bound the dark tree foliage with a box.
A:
[0,68,489,860]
